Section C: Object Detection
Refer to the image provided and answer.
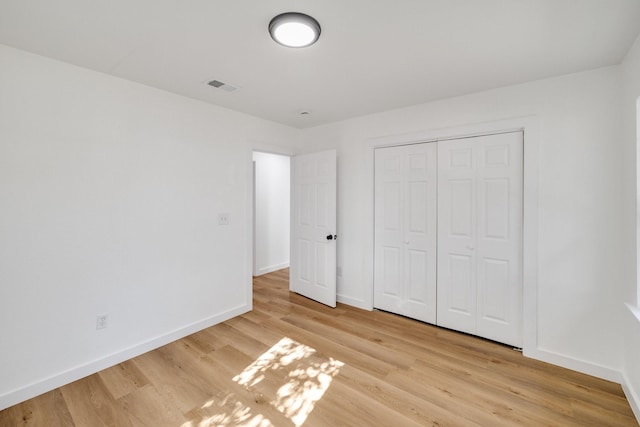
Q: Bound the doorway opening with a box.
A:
[252,151,291,277]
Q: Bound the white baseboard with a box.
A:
[0,304,251,411]
[623,304,640,423]
[254,262,289,276]
[529,348,639,424]
[622,372,640,424]
[523,346,621,383]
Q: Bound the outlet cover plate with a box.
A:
[218,213,229,225]
[96,315,108,330]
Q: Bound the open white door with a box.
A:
[290,149,337,307]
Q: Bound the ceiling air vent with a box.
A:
[207,79,238,92]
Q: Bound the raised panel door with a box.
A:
[437,139,477,334]
[437,132,523,347]
[476,133,523,347]
[290,150,337,307]
[374,143,437,323]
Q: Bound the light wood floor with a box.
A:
[1,269,638,426]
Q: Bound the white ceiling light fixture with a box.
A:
[269,12,321,48]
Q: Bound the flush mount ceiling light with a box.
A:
[269,12,321,48]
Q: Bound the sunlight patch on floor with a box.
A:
[181,337,343,427]
[234,337,315,388]
[181,393,275,427]
[235,337,344,427]
[273,358,343,426]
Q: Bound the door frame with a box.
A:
[246,147,294,308]
[364,116,539,357]
[252,151,292,277]
[247,147,337,305]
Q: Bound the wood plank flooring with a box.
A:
[1,268,638,426]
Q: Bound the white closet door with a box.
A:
[374,143,437,324]
[436,140,477,335]
[476,133,523,346]
[437,132,523,347]
[374,147,403,313]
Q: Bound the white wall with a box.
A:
[1,35,638,416]
[621,32,640,420]
[296,65,625,381]
[253,152,290,276]
[0,44,297,409]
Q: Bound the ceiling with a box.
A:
[1,1,640,129]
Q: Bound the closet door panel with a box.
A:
[381,246,401,297]
[448,254,474,314]
[437,132,523,347]
[479,258,509,320]
[403,144,437,323]
[476,133,523,347]
[437,139,477,334]
[374,150,405,311]
[407,249,429,302]
[374,143,437,324]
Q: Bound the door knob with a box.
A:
[326,234,337,240]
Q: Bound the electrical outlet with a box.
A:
[96,315,108,330]
[218,213,230,225]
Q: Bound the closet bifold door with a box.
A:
[374,143,437,324]
[437,132,523,347]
